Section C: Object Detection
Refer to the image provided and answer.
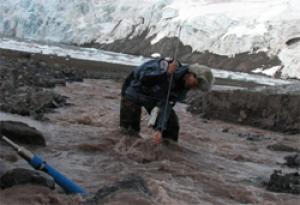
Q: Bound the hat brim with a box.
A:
[198,78,210,92]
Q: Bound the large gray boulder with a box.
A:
[0,121,46,146]
[0,168,55,190]
[82,174,152,205]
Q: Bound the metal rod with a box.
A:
[2,136,19,151]
[160,22,184,134]
[173,24,183,60]
[160,73,174,134]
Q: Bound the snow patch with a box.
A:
[151,53,162,58]
[252,66,282,77]
[0,37,148,66]
[223,24,267,38]
[279,43,300,79]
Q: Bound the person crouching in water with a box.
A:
[120,57,214,144]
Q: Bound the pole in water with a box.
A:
[1,135,87,194]
[160,21,184,135]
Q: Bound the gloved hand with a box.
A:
[167,60,177,75]
[152,131,162,145]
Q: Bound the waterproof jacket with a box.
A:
[127,59,189,101]
[123,58,189,131]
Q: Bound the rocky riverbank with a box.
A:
[0,50,85,119]
[0,47,131,117]
[187,84,300,134]
[0,48,299,205]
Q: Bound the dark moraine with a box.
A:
[187,85,300,134]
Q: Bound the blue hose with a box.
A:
[31,155,87,194]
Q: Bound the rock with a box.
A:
[0,161,12,178]
[0,51,86,118]
[0,85,67,119]
[266,170,300,195]
[187,85,300,134]
[246,135,264,142]
[221,127,230,133]
[0,121,46,146]
[267,144,299,152]
[284,154,300,168]
[82,174,151,205]
[236,132,266,142]
[38,61,47,68]
[0,168,55,190]
[225,129,268,142]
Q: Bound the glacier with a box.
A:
[0,0,300,79]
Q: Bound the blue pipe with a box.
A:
[30,155,87,194]
[1,136,87,194]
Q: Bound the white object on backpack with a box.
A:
[147,107,160,127]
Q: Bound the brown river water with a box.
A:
[0,79,299,205]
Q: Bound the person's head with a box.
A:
[187,64,215,92]
[184,72,199,89]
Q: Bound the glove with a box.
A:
[152,131,162,145]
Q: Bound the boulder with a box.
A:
[0,168,55,190]
[187,85,300,134]
[267,144,299,152]
[285,154,300,168]
[0,161,12,178]
[266,170,300,195]
[82,174,151,205]
[0,121,46,146]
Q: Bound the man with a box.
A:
[120,57,214,144]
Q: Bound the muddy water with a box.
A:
[0,79,299,205]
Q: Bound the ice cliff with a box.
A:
[0,0,299,79]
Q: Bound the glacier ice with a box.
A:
[0,0,299,79]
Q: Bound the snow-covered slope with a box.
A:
[0,0,300,79]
